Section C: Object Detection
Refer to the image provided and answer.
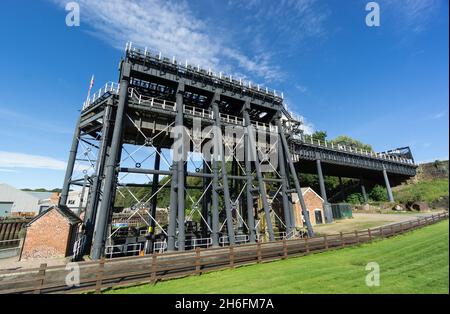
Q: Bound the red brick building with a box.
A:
[292,187,325,227]
[20,206,81,260]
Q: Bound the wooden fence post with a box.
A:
[368,229,372,241]
[355,230,359,244]
[340,232,345,247]
[400,222,404,233]
[305,237,310,254]
[151,253,157,284]
[380,227,384,238]
[391,225,395,236]
[33,263,47,294]
[95,257,105,294]
[323,235,328,249]
[282,239,288,259]
[195,248,201,275]
[257,242,262,263]
[229,246,235,269]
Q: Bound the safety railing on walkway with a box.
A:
[0,212,446,294]
[294,134,415,165]
[82,82,120,110]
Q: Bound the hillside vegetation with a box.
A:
[393,178,449,205]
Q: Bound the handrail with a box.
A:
[82,82,120,110]
[295,134,415,165]
[125,42,284,101]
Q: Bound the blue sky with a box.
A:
[0,0,448,189]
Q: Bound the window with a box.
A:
[68,200,76,205]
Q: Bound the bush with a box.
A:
[346,193,363,204]
[370,185,388,202]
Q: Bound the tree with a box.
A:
[370,185,388,202]
[330,135,373,152]
[311,130,327,142]
[346,193,363,204]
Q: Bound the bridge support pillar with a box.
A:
[176,83,186,251]
[91,76,129,260]
[213,94,235,245]
[276,119,314,237]
[244,107,256,243]
[360,178,368,204]
[244,110,275,241]
[278,136,293,235]
[382,165,395,202]
[59,116,81,206]
[316,159,333,224]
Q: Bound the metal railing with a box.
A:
[105,243,142,259]
[153,240,168,254]
[82,82,120,110]
[297,134,415,165]
[125,42,284,100]
[219,234,250,246]
[175,237,213,250]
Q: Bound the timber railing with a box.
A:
[0,212,447,294]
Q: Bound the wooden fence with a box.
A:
[0,212,447,294]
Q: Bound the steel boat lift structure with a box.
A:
[59,43,417,260]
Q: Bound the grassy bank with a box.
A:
[106,220,449,294]
[393,178,449,204]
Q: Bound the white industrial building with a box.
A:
[0,183,89,218]
[0,183,56,217]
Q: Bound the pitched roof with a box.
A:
[26,205,82,227]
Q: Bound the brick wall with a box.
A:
[293,190,324,227]
[20,209,74,260]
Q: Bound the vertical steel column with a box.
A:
[276,119,314,237]
[244,108,256,243]
[360,178,368,204]
[201,160,212,238]
[91,75,129,260]
[278,136,293,235]
[59,116,81,206]
[78,175,88,215]
[150,147,161,233]
[316,158,333,223]
[167,159,178,251]
[84,101,112,252]
[212,98,235,245]
[244,110,275,241]
[382,165,395,202]
[175,83,186,251]
[211,148,220,246]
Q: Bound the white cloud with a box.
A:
[0,151,66,170]
[52,0,285,82]
[386,0,441,33]
[295,84,308,93]
[430,110,447,120]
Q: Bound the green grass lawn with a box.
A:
[106,220,449,294]
[393,178,449,204]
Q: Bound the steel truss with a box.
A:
[60,43,417,260]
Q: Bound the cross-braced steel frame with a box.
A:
[60,43,417,260]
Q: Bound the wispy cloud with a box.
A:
[228,0,329,40]
[0,151,66,170]
[430,110,447,120]
[295,84,308,93]
[52,0,329,83]
[0,107,72,135]
[386,0,441,33]
[52,0,286,82]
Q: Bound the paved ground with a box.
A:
[314,211,445,235]
[0,255,68,271]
